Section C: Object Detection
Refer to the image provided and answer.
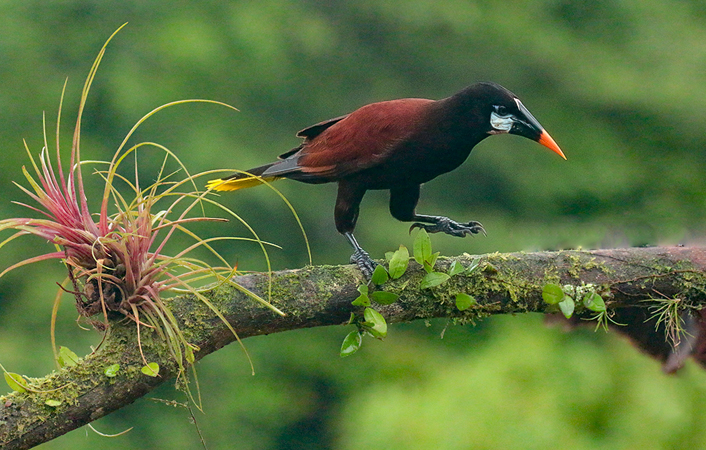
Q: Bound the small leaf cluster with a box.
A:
[351,265,401,307]
[1,347,81,398]
[413,230,480,311]
[341,231,482,357]
[340,307,388,357]
[450,259,480,311]
[342,261,402,357]
[1,357,68,406]
[542,283,620,331]
[415,229,449,288]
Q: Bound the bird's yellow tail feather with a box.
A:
[206,176,280,192]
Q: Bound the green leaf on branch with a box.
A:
[340,331,363,357]
[423,252,440,273]
[448,260,465,277]
[352,284,371,306]
[58,346,79,368]
[413,229,432,267]
[559,297,575,319]
[455,293,476,311]
[371,264,389,285]
[420,272,450,289]
[185,346,195,364]
[352,294,370,307]
[583,292,606,312]
[388,245,409,279]
[141,362,160,377]
[104,364,120,378]
[364,307,388,338]
[542,283,565,305]
[371,291,399,305]
[466,256,481,274]
[5,372,27,393]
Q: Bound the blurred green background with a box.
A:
[2,1,706,448]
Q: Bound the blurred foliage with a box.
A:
[1,1,706,448]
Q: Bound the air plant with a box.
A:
[0,26,293,382]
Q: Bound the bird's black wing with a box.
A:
[276,116,348,160]
[296,115,348,139]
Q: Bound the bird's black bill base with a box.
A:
[409,215,486,238]
[344,231,378,278]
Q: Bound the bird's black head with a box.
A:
[459,82,566,159]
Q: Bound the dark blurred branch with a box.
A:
[3,246,706,449]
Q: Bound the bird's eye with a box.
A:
[494,105,508,116]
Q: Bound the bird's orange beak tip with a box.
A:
[538,130,566,160]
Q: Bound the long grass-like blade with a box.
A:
[0,251,65,278]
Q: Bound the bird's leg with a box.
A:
[344,232,377,279]
[389,186,486,238]
[336,183,377,278]
[408,214,486,237]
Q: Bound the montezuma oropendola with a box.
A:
[208,82,565,277]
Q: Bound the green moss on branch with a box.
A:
[3,246,706,449]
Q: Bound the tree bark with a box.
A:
[2,246,706,449]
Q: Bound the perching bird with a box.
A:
[208,82,565,277]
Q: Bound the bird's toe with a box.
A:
[350,249,378,279]
[408,222,426,234]
[463,221,486,236]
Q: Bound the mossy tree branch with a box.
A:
[3,246,706,449]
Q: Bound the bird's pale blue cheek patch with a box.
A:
[489,112,513,133]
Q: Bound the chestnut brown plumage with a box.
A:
[208,82,565,276]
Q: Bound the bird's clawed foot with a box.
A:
[350,248,378,279]
[409,217,486,237]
